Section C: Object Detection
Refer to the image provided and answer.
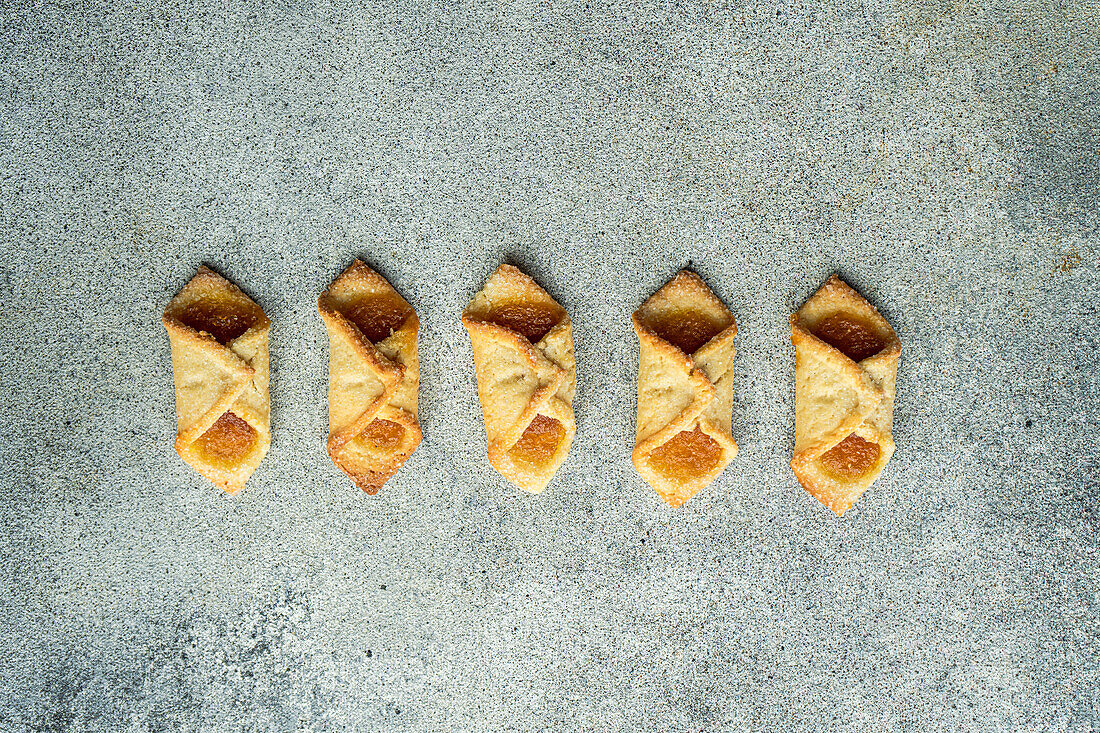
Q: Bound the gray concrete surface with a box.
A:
[1,0,1098,730]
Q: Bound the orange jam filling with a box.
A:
[646,310,724,355]
[359,419,405,449]
[648,426,723,481]
[812,313,885,362]
[508,414,566,468]
[195,412,257,469]
[177,295,261,345]
[819,434,881,481]
[343,293,413,343]
[488,303,561,343]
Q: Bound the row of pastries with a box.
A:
[163,264,900,516]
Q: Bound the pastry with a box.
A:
[790,274,901,515]
[461,264,575,494]
[318,260,422,494]
[632,271,738,507]
[163,266,271,494]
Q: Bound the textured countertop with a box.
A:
[1,1,1098,730]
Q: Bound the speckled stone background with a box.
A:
[1,0,1098,730]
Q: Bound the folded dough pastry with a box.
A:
[790,274,901,515]
[318,260,422,494]
[163,266,271,494]
[461,264,575,494]
[632,271,738,507]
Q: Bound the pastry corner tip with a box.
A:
[191,264,230,286]
[345,469,385,494]
[219,481,247,496]
[347,258,378,277]
[659,492,689,508]
[823,492,856,517]
[674,268,706,287]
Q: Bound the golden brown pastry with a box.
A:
[632,271,738,507]
[163,266,271,494]
[461,264,575,494]
[318,261,421,494]
[790,274,901,515]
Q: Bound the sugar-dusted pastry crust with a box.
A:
[163,266,271,494]
[790,274,901,515]
[318,260,422,494]
[461,264,575,494]
[632,271,738,507]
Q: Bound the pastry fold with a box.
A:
[790,274,901,515]
[163,266,271,494]
[319,260,421,494]
[632,271,738,507]
[461,264,575,494]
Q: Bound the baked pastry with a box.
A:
[632,271,738,507]
[790,274,901,515]
[461,264,575,494]
[163,266,271,494]
[318,260,421,494]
